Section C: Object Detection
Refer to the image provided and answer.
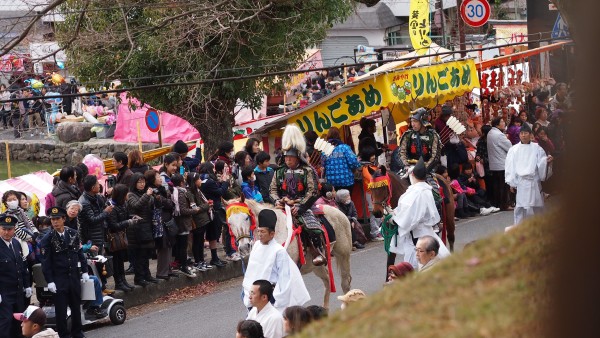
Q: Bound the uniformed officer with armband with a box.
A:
[40,206,89,338]
[0,214,31,338]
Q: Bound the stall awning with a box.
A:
[476,40,572,70]
[252,58,480,137]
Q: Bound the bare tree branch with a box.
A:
[0,0,68,57]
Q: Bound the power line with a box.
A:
[0,36,572,104]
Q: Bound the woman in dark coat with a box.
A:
[198,162,230,267]
[106,184,136,292]
[126,173,159,287]
[357,117,385,161]
[187,172,213,271]
[144,169,177,280]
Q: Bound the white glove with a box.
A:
[25,287,32,298]
[47,282,57,293]
[0,294,2,304]
[81,273,90,281]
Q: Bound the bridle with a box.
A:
[225,202,256,251]
[367,172,393,215]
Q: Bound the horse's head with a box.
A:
[364,165,392,218]
[225,201,256,257]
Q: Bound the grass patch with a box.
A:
[0,161,62,180]
[297,211,556,338]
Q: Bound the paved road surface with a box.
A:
[86,211,514,338]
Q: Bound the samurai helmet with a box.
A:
[281,124,308,165]
[410,107,429,126]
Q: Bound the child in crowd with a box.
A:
[241,166,263,202]
[335,189,367,249]
[437,165,476,219]
[458,163,499,214]
[315,183,337,208]
[253,151,275,204]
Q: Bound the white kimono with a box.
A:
[242,238,310,313]
[505,141,549,225]
[389,182,450,269]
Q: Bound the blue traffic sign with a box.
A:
[145,109,160,133]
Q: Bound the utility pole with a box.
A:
[438,0,447,48]
[456,0,467,57]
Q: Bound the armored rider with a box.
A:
[269,125,327,266]
[397,107,442,173]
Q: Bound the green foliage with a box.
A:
[56,0,355,151]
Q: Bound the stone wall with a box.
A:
[0,140,159,165]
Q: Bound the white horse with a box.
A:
[226,199,352,309]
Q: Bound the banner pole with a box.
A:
[5,142,11,179]
[137,122,142,153]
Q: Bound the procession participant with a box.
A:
[40,206,89,338]
[246,280,284,338]
[504,122,553,225]
[269,125,327,266]
[397,107,441,172]
[241,209,310,313]
[0,214,31,338]
[387,157,450,270]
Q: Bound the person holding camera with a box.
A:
[77,175,114,294]
[106,184,138,292]
[126,173,159,287]
[144,169,177,281]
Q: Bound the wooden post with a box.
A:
[136,122,142,153]
[5,142,11,179]
[157,113,163,147]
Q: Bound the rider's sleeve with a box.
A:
[269,169,281,204]
[399,132,410,166]
[426,132,441,172]
[297,168,319,214]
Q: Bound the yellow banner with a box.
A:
[289,59,480,135]
[409,0,432,55]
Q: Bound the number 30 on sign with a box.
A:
[460,0,491,27]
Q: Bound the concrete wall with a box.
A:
[0,140,159,165]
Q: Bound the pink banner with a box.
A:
[114,93,201,143]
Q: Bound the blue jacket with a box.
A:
[323,141,361,188]
[254,166,274,204]
[241,181,264,202]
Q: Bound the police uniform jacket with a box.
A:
[0,237,30,297]
[40,227,88,292]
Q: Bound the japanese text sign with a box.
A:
[409,0,432,55]
[289,59,480,134]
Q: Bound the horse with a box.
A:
[363,165,456,278]
[225,198,352,310]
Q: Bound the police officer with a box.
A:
[40,207,89,338]
[0,214,31,338]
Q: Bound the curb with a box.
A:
[116,260,244,308]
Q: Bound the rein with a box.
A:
[226,202,256,251]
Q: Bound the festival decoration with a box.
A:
[82,154,106,178]
[50,72,65,85]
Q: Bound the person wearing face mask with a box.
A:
[3,191,39,258]
[241,166,264,202]
[335,189,366,250]
[385,157,450,273]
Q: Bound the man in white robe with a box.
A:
[505,122,553,225]
[246,280,284,338]
[389,157,450,270]
[242,209,310,313]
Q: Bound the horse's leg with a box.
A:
[335,249,352,294]
[445,203,456,252]
[386,253,396,282]
[312,265,331,309]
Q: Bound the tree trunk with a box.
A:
[192,99,236,161]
